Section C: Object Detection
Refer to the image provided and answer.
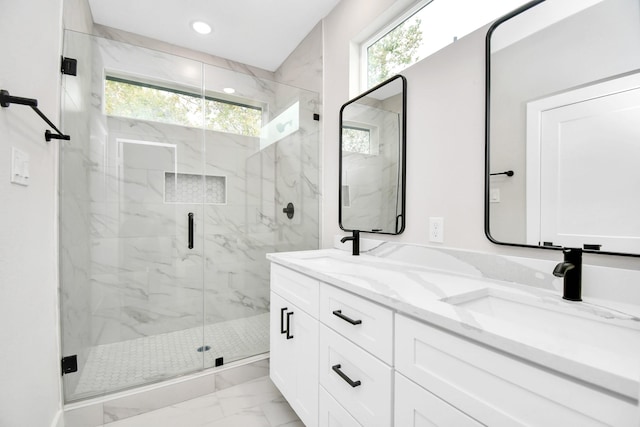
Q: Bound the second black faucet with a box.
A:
[553,247,582,301]
[340,230,360,256]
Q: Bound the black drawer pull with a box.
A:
[332,364,361,387]
[332,310,362,325]
[280,307,288,334]
[286,311,294,339]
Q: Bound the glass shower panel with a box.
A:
[60,31,206,402]
[201,65,320,368]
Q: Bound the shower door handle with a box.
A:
[188,212,194,249]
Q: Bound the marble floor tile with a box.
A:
[216,376,282,417]
[104,376,301,427]
[260,396,300,426]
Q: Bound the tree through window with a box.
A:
[104,77,262,137]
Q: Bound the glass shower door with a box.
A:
[200,64,320,368]
[59,31,207,401]
[59,30,321,402]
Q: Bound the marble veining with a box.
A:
[103,376,301,427]
[268,243,640,399]
[365,240,559,290]
[60,30,320,402]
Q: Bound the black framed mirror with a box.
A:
[339,75,407,234]
[485,0,640,257]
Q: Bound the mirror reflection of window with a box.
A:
[342,126,371,154]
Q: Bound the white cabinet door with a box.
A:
[395,372,481,427]
[270,291,319,427]
[270,291,295,399]
[395,314,636,427]
[319,386,362,427]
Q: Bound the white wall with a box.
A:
[0,0,64,426]
[321,0,640,274]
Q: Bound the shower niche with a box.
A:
[59,31,320,402]
[164,173,227,205]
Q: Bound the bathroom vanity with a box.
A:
[268,246,640,427]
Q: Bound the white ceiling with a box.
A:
[87,0,341,72]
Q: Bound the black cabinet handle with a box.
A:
[332,310,362,325]
[188,212,194,249]
[286,311,294,339]
[331,364,361,387]
[280,307,288,334]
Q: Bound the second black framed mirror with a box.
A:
[339,75,407,235]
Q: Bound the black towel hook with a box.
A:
[0,89,70,142]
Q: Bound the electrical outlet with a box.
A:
[429,217,444,243]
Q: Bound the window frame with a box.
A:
[359,0,531,90]
[360,0,433,91]
[104,75,263,136]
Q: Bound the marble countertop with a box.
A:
[267,248,640,400]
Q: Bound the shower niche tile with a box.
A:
[165,172,226,204]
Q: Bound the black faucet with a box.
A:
[553,247,582,301]
[340,230,360,256]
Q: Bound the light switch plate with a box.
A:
[11,147,30,186]
[490,188,500,203]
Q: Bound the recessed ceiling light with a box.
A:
[223,87,236,94]
[191,21,211,35]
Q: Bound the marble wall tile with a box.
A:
[275,22,323,94]
[63,0,93,34]
[93,23,276,82]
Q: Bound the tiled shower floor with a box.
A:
[73,313,270,397]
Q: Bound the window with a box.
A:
[363,0,530,88]
[342,126,372,154]
[104,77,262,137]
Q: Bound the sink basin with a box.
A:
[443,288,640,356]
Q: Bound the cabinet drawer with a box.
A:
[271,264,319,318]
[320,285,393,364]
[395,314,637,427]
[395,372,481,427]
[319,386,362,427]
[320,326,392,427]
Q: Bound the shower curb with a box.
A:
[63,354,269,427]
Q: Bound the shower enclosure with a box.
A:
[59,31,320,402]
